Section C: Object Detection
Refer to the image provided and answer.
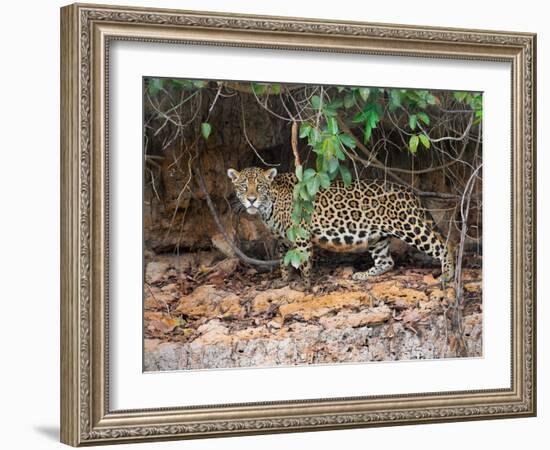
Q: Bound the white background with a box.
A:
[111,43,511,409]
[0,0,547,449]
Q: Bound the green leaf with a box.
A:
[335,145,346,161]
[148,78,164,95]
[307,177,320,197]
[453,91,468,102]
[339,133,356,149]
[303,202,315,213]
[352,109,368,123]
[322,136,335,158]
[327,157,339,173]
[291,251,302,269]
[339,165,352,186]
[315,154,326,172]
[303,168,316,181]
[327,117,339,135]
[364,122,372,144]
[318,172,331,189]
[295,165,303,181]
[283,249,298,268]
[171,79,187,88]
[409,114,418,130]
[283,251,293,267]
[299,123,312,138]
[252,83,267,95]
[344,94,355,109]
[418,112,430,125]
[299,186,311,201]
[426,94,437,105]
[358,88,370,101]
[389,90,402,110]
[311,95,321,110]
[293,184,301,201]
[192,80,207,88]
[271,84,281,95]
[409,134,419,154]
[201,122,212,139]
[296,226,309,239]
[369,111,379,129]
[327,99,344,109]
[419,133,430,149]
[287,227,296,242]
[308,128,321,145]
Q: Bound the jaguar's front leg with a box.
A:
[295,238,313,289]
[277,241,291,282]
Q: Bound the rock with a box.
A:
[148,316,182,333]
[251,287,306,314]
[143,260,483,371]
[279,291,371,322]
[446,287,457,304]
[464,281,482,293]
[267,320,281,329]
[422,273,439,285]
[145,261,170,284]
[396,308,427,327]
[428,287,455,304]
[175,285,243,318]
[234,325,271,341]
[144,290,178,309]
[146,254,196,273]
[144,339,161,352]
[369,280,428,306]
[194,320,232,345]
[144,311,164,322]
[161,283,179,293]
[319,306,391,329]
[144,308,482,370]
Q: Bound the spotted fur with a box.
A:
[228,167,455,285]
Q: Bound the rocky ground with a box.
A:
[143,251,482,371]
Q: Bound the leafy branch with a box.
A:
[144,77,483,271]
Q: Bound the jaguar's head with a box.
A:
[227,167,277,216]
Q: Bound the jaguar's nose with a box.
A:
[246,195,257,204]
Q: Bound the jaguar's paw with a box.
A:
[351,271,370,281]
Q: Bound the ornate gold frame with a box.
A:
[60,3,536,446]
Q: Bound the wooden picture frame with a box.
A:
[60,3,536,446]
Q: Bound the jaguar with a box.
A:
[227,166,454,285]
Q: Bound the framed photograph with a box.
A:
[60,3,536,446]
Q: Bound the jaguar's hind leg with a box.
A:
[352,238,394,281]
[394,221,455,283]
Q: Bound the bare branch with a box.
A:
[240,97,280,167]
[291,121,301,167]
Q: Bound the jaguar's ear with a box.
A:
[227,168,240,182]
[264,168,277,182]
